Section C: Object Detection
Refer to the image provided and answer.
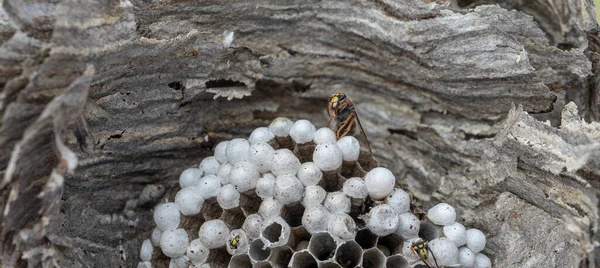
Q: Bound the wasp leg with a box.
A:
[326,115,334,128]
[338,113,356,138]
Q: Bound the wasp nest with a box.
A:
[138,118,491,268]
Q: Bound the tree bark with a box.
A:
[0,0,599,267]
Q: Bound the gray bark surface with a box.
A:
[0,0,599,267]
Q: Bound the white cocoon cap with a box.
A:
[137,261,152,268]
[302,204,330,234]
[214,141,229,163]
[427,203,456,226]
[160,229,189,258]
[179,168,203,188]
[269,117,293,137]
[302,185,327,207]
[458,247,476,267]
[247,142,275,173]
[175,187,205,215]
[313,143,343,171]
[297,162,323,186]
[386,188,410,214]
[217,184,240,209]
[258,197,283,219]
[198,220,230,249]
[427,238,459,266]
[242,214,263,240]
[228,161,259,192]
[328,213,357,240]
[140,239,153,261]
[466,229,486,253]
[324,191,351,213]
[153,202,180,231]
[200,156,220,175]
[270,149,301,176]
[474,253,491,268]
[249,127,275,144]
[364,167,395,200]
[197,175,221,198]
[342,177,368,199]
[226,229,249,255]
[444,222,467,247]
[187,238,210,265]
[366,204,399,236]
[226,138,250,164]
[256,173,276,198]
[216,163,233,184]
[290,119,316,143]
[273,174,304,204]
[337,136,360,161]
[169,256,187,268]
[314,127,337,144]
[395,213,420,239]
[151,227,162,246]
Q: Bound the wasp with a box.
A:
[326,92,372,153]
[229,235,240,250]
[411,239,439,268]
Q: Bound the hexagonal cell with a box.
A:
[319,262,342,268]
[180,214,205,233]
[290,250,318,268]
[281,202,305,228]
[261,218,292,247]
[240,190,262,216]
[334,240,362,268]
[318,171,345,192]
[376,234,403,256]
[254,261,273,268]
[361,248,386,268]
[269,246,293,267]
[206,247,230,267]
[228,254,251,268]
[355,229,378,249]
[357,151,378,172]
[201,197,223,221]
[249,239,271,262]
[418,220,441,241]
[386,255,409,268]
[290,226,312,251]
[308,232,337,261]
[341,161,365,178]
[293,142,316,163]
[220,207,245,230]
[275,136,295,150]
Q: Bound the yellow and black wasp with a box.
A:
[229,235,240,250]
[326,92,372,153]
[411,239,439,268]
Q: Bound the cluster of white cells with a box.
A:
[138,118,492,268]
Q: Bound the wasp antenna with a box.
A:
[428,244,440,268]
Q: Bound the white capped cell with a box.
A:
[323,191,351,214]
[268,117,293,137]
[364,167,395,200]
[328,213,357,240]
[140,239,153,261]
[458,247,476,267]
[395,212,420,239]
[214,141,229,163]
[255,173,276,199]
[179,168,203,188]
[302,185,327,207]
[242,214,263,240]
[247,142,275,174]
[228,161,259,192]
[197,175,222,198]
[226,138,250,164]
[297,162,323,186]
[314,127,337,144]
[200,156,220,175]
[175,187,205,215]
[386,188,410,214]
[474,253,491,268]
[273,174,304,205]
[270,149,301,176]
[198,220,230,249]
[427,203,457,226]
[342,177,368,199]
[258,197,283,219]
[137,261,152,268]
[226,229,250,255]
[153,202,180,231]
[302,204,330,234]
[151,227,162,246]
[169,256,187,268]
[427,238,459,266]
[216,163,233,184]
[466,229,486,253]
[313,143,343,171]
[187,238,210,265]
[249,127,275,144]
[160,229,189,258]
[337,136,360,161]
[366,204,399,236]
[444,222,467,247]
[217,184,240,209]
[290,119,316,144]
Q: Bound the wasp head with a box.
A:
[328,92,347,116]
